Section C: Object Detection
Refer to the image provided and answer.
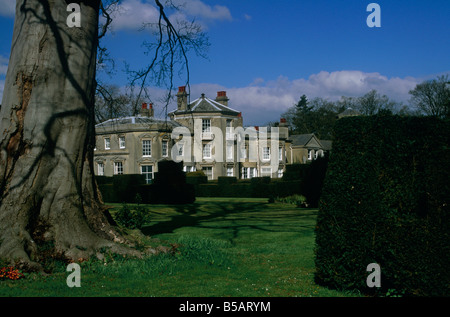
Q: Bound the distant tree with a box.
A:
[409,75,450,119]
[283,96,341,139]
[355,90,398,115]
[95,84,133,122]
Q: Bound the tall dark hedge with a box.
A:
[315,115,450,296]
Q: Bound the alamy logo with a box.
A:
[67,3,81,28]
[66,263,81,287]
[366,3,381,28]
[366,263,381,288]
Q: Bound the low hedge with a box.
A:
[96,161,195,204]
[315,115,450,296]
[194,180,302,198]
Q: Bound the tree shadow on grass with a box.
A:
[141,200,317,245]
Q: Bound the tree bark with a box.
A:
[0,0,140,268]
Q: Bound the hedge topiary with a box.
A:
[112,174,146,203]
[315,115,450,296]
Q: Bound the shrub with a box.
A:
[98,183,116,203]
[186,171,208,185]
[95,176,113,185]
[283,164,309,181]
[218,176,237,185]
[114,204,150,230]
[276,194,307,207]
[301,154,329,208]
[113,174,146,203]
[315,115,450,296]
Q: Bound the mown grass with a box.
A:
[0,197,359,297]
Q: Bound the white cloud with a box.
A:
[109,0,160,32]
[110,0,232,32]
[180,0,232,22]
[0,0,15,17]
[186,71,423,125]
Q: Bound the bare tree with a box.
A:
[0,0,205,269]
[409,75,450,118]
[126,0,209,115]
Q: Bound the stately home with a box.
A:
[94,86,331,183]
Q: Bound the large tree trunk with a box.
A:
[0,0,139,268]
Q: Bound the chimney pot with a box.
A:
[177,86,188,111]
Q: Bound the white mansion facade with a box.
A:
[94,86,331,183]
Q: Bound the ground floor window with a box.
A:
[183,165,196,173]
[202,166,213,180]
[141,165,153,184]
[261,167,272,177]
[277,168,284,178]
[97,162,104,176]
[242,167,257,179]
[227,167,234,177]
[114,162,123,175]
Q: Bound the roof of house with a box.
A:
[170,94,240,116]
[290,133,332,150]
[95,116,181,132]
[337,108,361,118]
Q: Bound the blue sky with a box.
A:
[0,0,449,125]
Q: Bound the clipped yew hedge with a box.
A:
[315,115,450,296]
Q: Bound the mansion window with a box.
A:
[278,168,284,178]
[97,162,104,176]
[202,119,211,133]
[262,147,270,161]
[226,144,233,160]
[261,167,272,177]
[141,165,153,184]
[202,119,211,139]
[177,143,184,156]
[114,162,123,175]
[226,119,233,140]
[227,167,234,177]
[278,147,283,161]
[203,143,212,159]
[308,149,313,161]
[119,136,125,149]
[239,144,247,160]
[162,140,168,157]
[104,138,110,150]
[203,166,213,180]
[183,165,196,173]
[242,167,257,179]
[142,140,152,157]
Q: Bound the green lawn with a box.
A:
[0,197,358,297]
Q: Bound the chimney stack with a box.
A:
[140,103,154,117]
[215,91,229,106]
[279,118,287,127]
[140,103,148,116]
[177,86,188,111]
[148,103,154,117]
